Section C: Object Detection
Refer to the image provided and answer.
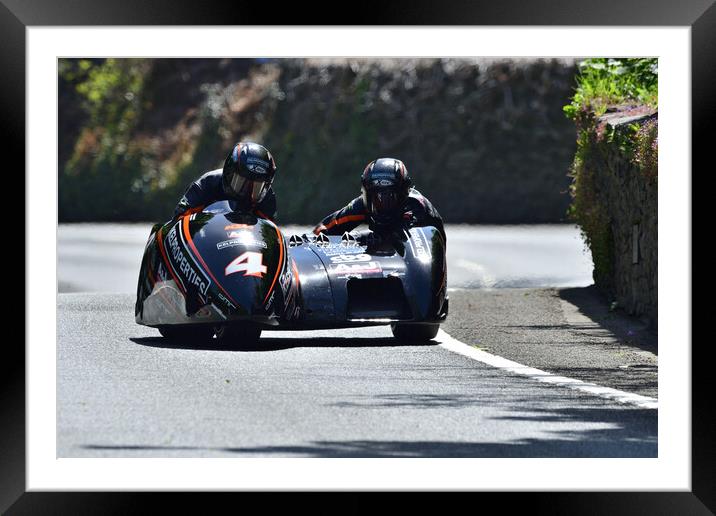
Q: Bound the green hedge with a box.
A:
[565,58,658,292]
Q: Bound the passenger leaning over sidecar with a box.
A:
[313,158,446,243]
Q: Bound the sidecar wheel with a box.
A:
[214,323,262,349]
[391,323,440,343]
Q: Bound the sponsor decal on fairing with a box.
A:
[329,253,372,263]
[279,266,293,297]
[264,290,276,312]
[408,227,432,262]
[164,225,211,299]
[281,260,301,320]
[329,261,382,276]
[216,292,237,311]
[319,245,367,257]
[217,232,267,250]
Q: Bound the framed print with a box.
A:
[5,0,714,513]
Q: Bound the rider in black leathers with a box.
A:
[174,141,278,220]
[313,158,446,242]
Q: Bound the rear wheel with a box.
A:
[158,325,214,343]
[391,323,440,343]
[214,323,262,349]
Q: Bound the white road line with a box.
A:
[435,329,658,410]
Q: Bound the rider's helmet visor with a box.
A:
[369,188,402,215]
[229,174,270,205]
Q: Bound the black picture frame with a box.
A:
[6,0,713,513]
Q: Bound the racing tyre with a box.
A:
[390,323,440,343]
[158,325,214,343]
[214,323,262,349]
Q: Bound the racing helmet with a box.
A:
[360,158,412,226]
[222,142,277,207]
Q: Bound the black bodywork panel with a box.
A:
[136,201,448,330]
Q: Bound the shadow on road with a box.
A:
[558,286,657,355]
[130,336,437,352]
[71,352,657,458]
[77,379,657,458]
[80,438,655,457]
[80,401,657,457]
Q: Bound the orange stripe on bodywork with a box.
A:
[262,224,285,305]
[323,214,366,231]
[181,215,241,309]
[156,226,186,295]
[184,205,205,216]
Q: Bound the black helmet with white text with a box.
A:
[360,158,412,227]
[222,142,277,208]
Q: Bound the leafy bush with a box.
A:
[60,59,158,220]
[567,112,615,291]
[563,58,658,119]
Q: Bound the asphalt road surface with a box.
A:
[57,224,656,458]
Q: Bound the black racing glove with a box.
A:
[173,200,190,220]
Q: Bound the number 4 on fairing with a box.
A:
[225,251,267,277]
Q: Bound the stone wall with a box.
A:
[589,112,658,325]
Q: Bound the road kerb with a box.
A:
[436,329,658,410]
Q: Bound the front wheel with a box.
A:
[390,323,440,343]
[214,323,262,349]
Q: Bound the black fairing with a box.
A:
[135,201,296,326]
[136,202,446,330]
[288,226,447,328]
